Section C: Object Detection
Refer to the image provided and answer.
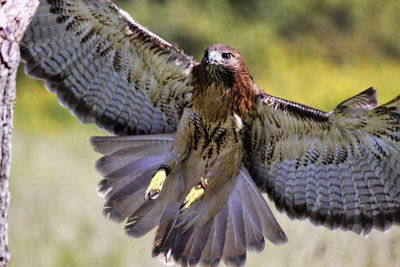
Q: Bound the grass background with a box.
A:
[9,0,400,266]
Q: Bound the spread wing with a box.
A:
[244,87,400,235]
[20,0,195,135]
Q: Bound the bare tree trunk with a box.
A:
[0,0,38,265]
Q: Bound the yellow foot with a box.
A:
[180,178,208,212]
[145,168,167,200]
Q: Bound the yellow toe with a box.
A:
[181,178,208,211]
[145,169,167,200]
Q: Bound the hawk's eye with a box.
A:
[221,52,232,60]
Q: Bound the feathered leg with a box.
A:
[144,109,193,201]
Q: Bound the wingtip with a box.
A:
[365,86,379,106]
[334,86,380,114]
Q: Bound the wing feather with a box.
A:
[245,87,400,235]
[21,0,195,135]
[338,162,358,230]
[293,165,307,218]
[305,163,319,219]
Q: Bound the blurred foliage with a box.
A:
[117,0,400,61]
[10,0,400,266]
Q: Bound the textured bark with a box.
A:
[0,0,38,266]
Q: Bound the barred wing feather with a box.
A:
[245,87,400,235]
[20,0,195,135]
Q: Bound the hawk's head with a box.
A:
[202,44,245,77]
[191,44,257,119]
[200,44,249,86]
[193,44,251,89]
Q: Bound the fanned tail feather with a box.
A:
[90,134,174,235]
[91,135,287,265]
[152,167,287,267]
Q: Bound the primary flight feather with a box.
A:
[20,0,400,266]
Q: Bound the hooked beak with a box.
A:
[206,50,221,64]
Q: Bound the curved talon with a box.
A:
[180,178,208,212]
[145,169,167,200]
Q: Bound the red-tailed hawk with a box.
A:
[20,0,400,266]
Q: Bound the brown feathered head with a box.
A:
[201,44,247,82]
[191,44,257,118]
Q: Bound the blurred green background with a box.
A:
[10,0,400,266]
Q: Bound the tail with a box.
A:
[90,134,174,237]
[91,135,287,266]
[152,167,287,267]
